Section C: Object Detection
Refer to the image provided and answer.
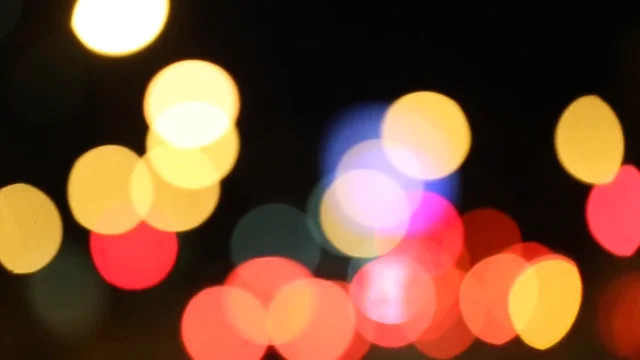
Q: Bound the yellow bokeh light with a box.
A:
[145,125,241,189]
[508,257,582,350]
[554,95,625,185]
[381,91,472,180]
[130,156,220,232]
[143,60,240,149]
[67,145,150,235]
[0,183,63,274]
[71,0,170,57]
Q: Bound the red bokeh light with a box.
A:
[387,191,464,275]
[459,253,528,345]
[332,281,372,360]
[599,272,640,358]
[419,266,466,341]
[414,307,475,359]
[90,221,178,290]
[586,164,640,257]
[503,241,552,262]
[269,278,357,360]
[349,255,435,325]
[462,207,521,265]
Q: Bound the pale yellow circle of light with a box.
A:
[0,183,63,274]
[508,258,583,351]
[143,60,240,149]
[67,145,150,235]
[554,95,625,185]
[130,156,221,232]
[71,0,170,57]
[319,174,408,258]
[145,125,241,189]
[381,91,472,180]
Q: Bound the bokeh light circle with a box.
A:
[143,59,240,149]
[26,243,108,339]
[145,126,241,189]
[386,191,464,275]
[554,95,624,185]
[336,139,424,200]
[0,183,63,274]
[71,0,170,57]
[459,253,528,345]
[349,255,436,326]
[414,311,476,359]
[598,272,640,358]
[268,278,357,360]
[181,285,269,360]
[130,156,220,232]
[68,145,147,235]
[417,266,466,342]
[381,91,471,180]
[90,221,178,290]
[319,173,408,258]
[229,204,321,271]
[225,256,313,308]
[504,241,553,262]
[586,164,640,257]
[332,169,412,230]
[508,257,583,350]
[462,207,522,265]
[331,281,373,360]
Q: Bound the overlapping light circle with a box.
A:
[508,256,582,350]
[319,170,410,258]
[145,125,241,189]
[67,145,148,235]
[143,59,240,150]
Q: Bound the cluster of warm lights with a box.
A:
[179,90,585,359]
[554,95,640,258]
[0,0,637,359]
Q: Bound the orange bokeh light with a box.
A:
[414,309,475,359]
[181,285,268,360]
[224,256,313,308]
[418,266,466,342]
[459,253,528,345]
[330,281,373,360]
[268,278,357,360]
